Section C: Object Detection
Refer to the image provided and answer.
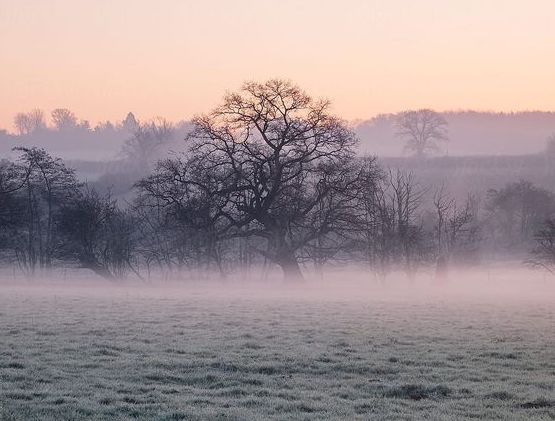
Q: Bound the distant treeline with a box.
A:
[0,110,191,161]
[2,107,555,160]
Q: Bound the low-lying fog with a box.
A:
[2,266,553,304]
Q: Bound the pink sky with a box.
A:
[1,0,554,130]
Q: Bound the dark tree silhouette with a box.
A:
[0,161,27,252]
[546,134,555,157]
[137,79,359,280]
[135,157,230,277]
[352,165,429,280]
[59,188,137,280]
[432,187,480,280]
[354,158,394,278]
[10,147,80,275]
[486,180,554,248]
[388,170,427,279]
[526,218,555,274]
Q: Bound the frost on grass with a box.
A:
[0,283,553,420]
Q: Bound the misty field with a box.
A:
[0,279,554,420]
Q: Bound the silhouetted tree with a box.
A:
[526,218,555,274]
[137,80,358,280]
[122,117,174,170]
[134,157,228,277]
[0,161,27,252]
[353,166,428,279]
[486,180,554,249]
[122,112,139,133]
[433,187,480,280]
[51,108,78,131]
[389,170,427,278]
[546,134,555,157]
[58,188,137,280]
[14,109,46,136]
[353,157,394,278]
[299,158,366,278]
[5,148,80,275]
[395,109,448,157]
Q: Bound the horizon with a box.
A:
[2,107,555,135]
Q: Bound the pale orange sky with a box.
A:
[1,0,554,131]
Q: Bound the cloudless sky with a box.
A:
[1,0,554,130]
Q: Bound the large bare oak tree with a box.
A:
[137,80,359,280]
[395,109,448,157]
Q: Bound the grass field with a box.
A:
[0,277,554,420]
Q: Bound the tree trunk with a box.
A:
[81,259,115,281]
[435,254,449,284]
[276,249,303,281]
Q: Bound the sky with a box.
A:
[1,0,554,130]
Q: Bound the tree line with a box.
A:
[1,80,554,281]
[10,108,138,136]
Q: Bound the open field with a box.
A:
[0,276,554,420]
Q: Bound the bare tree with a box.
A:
[433,187,480,280]
[299,159,366,278]
[546,134,555,157]
[58,188,138,280]
[135,157,229,277]
[352,165,428,280]
[353,157,394,278]
[389,170,427,279]
[131,192,188,279]
[0,162,27,253]
[51,108,78,131]
[122,117,175,170]
[0,160,29,196]
[14,109,46,136]
[526,219,555,274]
[2,148,80,276]
[14,114,32,136]
[136,80,358,280]
[395,109,448,157]
[486,180,554,249]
